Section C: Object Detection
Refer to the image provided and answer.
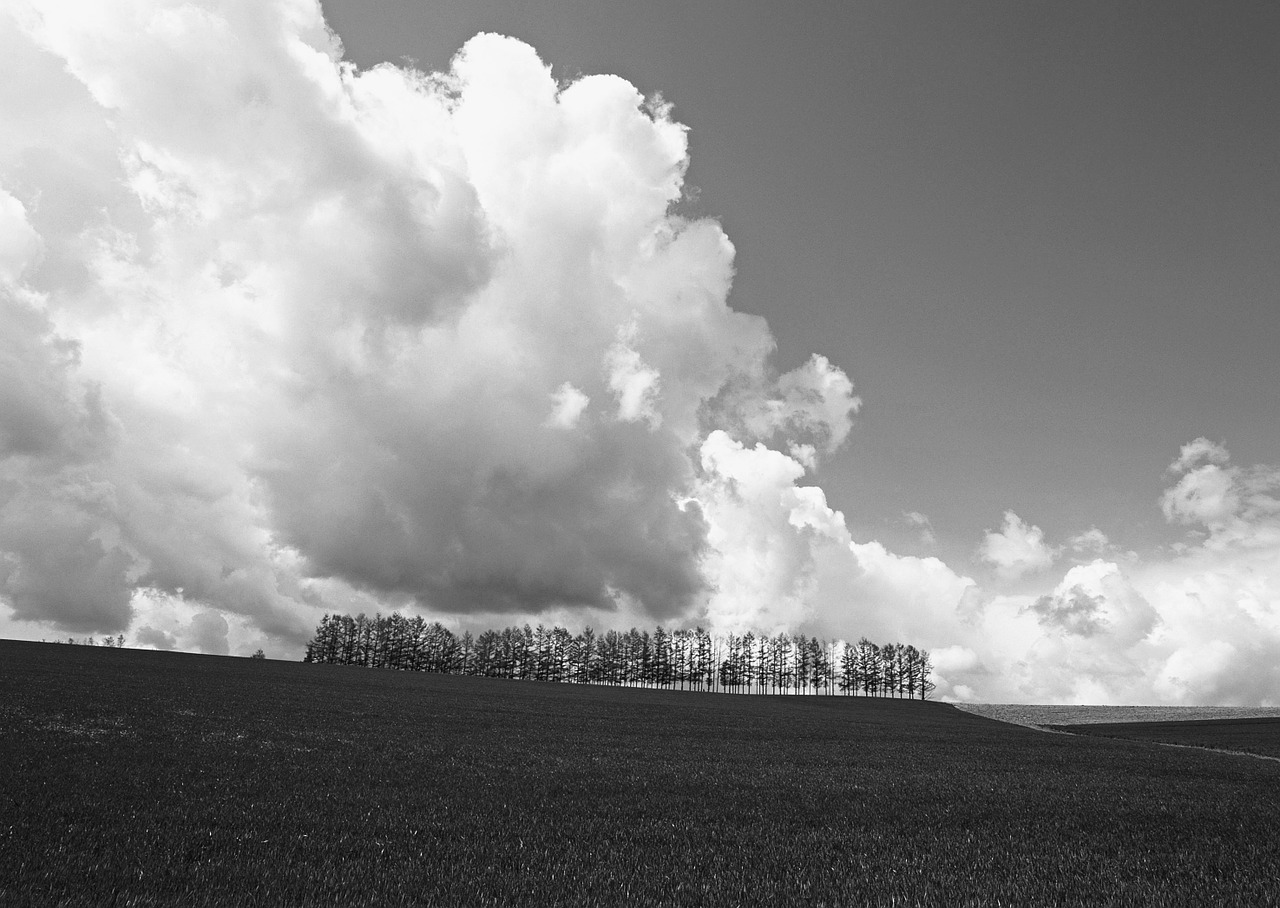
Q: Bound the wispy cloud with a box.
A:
[903,511,936,547]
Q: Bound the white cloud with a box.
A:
[718,353,860,457]
[787,443,817,471]
[980,511,1058,580]
[0,1,858,650]
[0,189,42,283]
[1168,436,1230,474]
[1160,436,1280,547]
[934,443,1280,705]
[695,429,977,655]
[931,645,986,676]
[1153,640,1238,704]
[1069,526,1109,554]
[545,382,589,429]
[697,431,820,633]
[1024,560,1157,645]
[1161,461,1239,529]
[605,323,662,426]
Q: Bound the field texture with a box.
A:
[3,640,1280,907]
[953,703,1280,726]
[1050,717,1280,760]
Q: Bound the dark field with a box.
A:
[1051,717,1280,760]
[3,640,1280,906]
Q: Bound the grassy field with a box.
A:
[1050,717,1280,760]
[3,640,1280,906]
[954,704,1280,761]
[954,703,1280,726]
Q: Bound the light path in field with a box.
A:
[950,703,1280,765]
[1118,739,1280,764]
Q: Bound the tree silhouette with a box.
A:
[302,614,936,699]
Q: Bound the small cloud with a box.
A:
[903,510,936,547]
[1159,439,1280,542]
[1167,437,1230,475]
[787,443,817,471]
[135,624,177,650]
[1023,560,1158,645]
[731,354,860,458]
[771,354,859,455]
[604,323,661,427]
[1161,461,1239,528]
[932,644,987,675]
[980,511,1058,580]
[188,610,230,655]
[1069,526,1110,554]
[1026,585,1108,637]
[545,382,589,429]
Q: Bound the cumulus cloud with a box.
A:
[979,511,1058,580]
[935,442,1280,705]
[546,383,590,430]
[1162,447,1239,530]
[1161,437,1280,547]
[134,624,177,650]
[1025,560,1157,644]
[1168,437,1231,474]
[695,428,977,652]
[0,0,860,651]
[189,609,231,656]
[709,353,861,458]
[605,322,662,426]
[1136,442,1280,704]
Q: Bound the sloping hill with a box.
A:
[3,639,1279,906]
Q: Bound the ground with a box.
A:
[3,639,1279,906]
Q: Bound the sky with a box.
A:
[1,0,1278,704]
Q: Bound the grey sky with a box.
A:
[322,0,1280,564]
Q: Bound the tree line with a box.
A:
[304,613,935,699]
[53,635,127,647]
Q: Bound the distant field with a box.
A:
[1050,718,1280,760]
[954,703,1280,761]
[3,640,1280,906]
[953,702,1280,727]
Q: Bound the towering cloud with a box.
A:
[1,1,863,650]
